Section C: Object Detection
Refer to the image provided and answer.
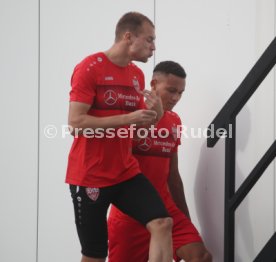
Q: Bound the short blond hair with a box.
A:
[115,12,154,41]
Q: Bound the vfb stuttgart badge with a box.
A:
[86,187,100,201]
[133,79,141,94]
[172,126,178,141]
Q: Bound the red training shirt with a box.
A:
[109,111,182,220]
[133,111,182,196]
[66,52,145,187]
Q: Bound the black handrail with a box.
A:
[254,233,276,261]
[207,37,276,147]
[207,37,276,262]
[229,140,276,212]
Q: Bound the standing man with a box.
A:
[108,61,212,262]
[66,12,173,262]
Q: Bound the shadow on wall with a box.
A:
[194,106,253,262]
[194,139,225,261]
[235,106,255,262]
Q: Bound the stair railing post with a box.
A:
[224,118,236,262]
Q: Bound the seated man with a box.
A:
[108,61,212,262]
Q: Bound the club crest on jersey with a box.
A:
[172,126,178,141]
[86,187,100,201]
[133,79,141,94]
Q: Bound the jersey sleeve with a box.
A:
[69,58,97,105]
[172,112,182,153]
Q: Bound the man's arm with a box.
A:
[168,152,191,220]
[68,101,157,133]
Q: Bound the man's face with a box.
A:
[129,22,156,62]
[152,73,185,111]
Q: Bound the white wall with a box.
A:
[1,1,275,261]
[0,1,38,261]
[154,1,275,261]
[38,1,154,261]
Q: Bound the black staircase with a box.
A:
[254,233,276,262]
[207,37,276,262]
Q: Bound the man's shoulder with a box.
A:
[77,52,105,66]
[166,111,181,121]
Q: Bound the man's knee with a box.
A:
[195,251,212,262]
[176,243,212,262]
[81,255,105,262]
[202,251,212,262]
[146,217,173,234]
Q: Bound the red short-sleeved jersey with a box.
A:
[133,111,181,196]
[65,52,146,187]
[109,111,182,219]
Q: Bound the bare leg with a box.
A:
[81,255,105,262]
[176,242,212,262]
[146,217,173,262]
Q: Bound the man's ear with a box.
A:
[123,31,132,43]
[150,79,157,91]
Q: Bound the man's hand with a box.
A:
[127,109,157,126]
[142,90,164,121]
[68,102,156,133]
